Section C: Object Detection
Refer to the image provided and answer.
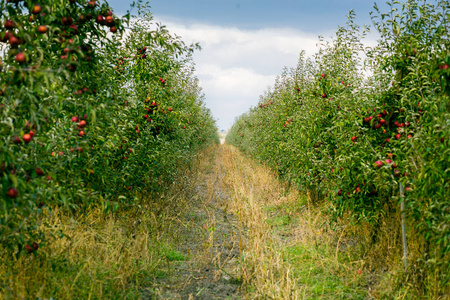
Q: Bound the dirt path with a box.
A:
[145,146,244,299]
[144,144,371,299]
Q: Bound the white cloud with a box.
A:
[155,17,322,130]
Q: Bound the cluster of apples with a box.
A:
[71,115,88,137]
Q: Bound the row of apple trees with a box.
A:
[226,0,449,289]
[0,0,218,252]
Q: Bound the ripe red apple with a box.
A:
[22,133,32,143]
[71,116,78,122]
[4,20,14,29]
[7,187,18,198]
[32,242,39,250]
[95,15,104,24]
[375,161,383,168]
[351,136,357,142]
[395,133,401,140]
[105,16,114,24]
[78,130,85,136]
[88,0,97,7]
[391,163,397,169]
[379,119,386,125]
[69,25,78,33]
[9,35,20,47]
[78,120,86,127]
[15,53,26,63]
[31,4,42,14]
[25,244,34,253]
[110,26,117,33]
[61,16,73,26]
[322,93,327,98]
[355,187,361,193]
[374,123,381,129]
[35,168,44,176]
[385,159,392,164]
[37,25,47,33]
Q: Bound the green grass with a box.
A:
[285,245,368,299]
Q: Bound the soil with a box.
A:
[142,148,244,299]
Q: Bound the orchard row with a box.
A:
[226,1,449,288]
[0,0,218,251]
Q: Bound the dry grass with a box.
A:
[2,144,445,299]
[219,144,299,299]
[217,144,442,299]
[0,146,217,300]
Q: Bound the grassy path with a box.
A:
[150,144,376,299]
[0,144,380,299]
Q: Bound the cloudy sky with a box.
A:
[108,0,390,130]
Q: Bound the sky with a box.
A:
[107,0,390,130]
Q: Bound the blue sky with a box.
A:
[107,0,390,130]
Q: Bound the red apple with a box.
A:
[395,133,401,140]
[4,20,14,29]
[32,242,39,250]
[105,15,114,24]
[78,130,85,136]
[9,35,20,47]
[22,133,32,143]
[71,116,78,122]
[95,15,104,24]
[337,189,342,196]
[351,136,357,142]
[15,53,26,63]
[37,25,47,33]
[61,16,73,26]
[31,4,42,14]
[78,120,86,127]
[375,161,383,168]
[7,187,18,198]
[35,168,44,176]
[25,244,33,253]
